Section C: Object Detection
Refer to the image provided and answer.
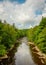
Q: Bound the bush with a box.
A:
[0,45,6,56]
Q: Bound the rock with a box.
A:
[28,42,35,47]
[32,52,42,57]
[28,42,46,65]
[41,59,45,64]
[32,46,40,52]
[0,55,8,60]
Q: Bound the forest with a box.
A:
[0,17,46,57]
[0,20,26,56]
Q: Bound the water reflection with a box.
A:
[14,38,36,65]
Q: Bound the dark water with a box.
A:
[14,37,36,65]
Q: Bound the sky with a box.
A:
[0,0,46,29]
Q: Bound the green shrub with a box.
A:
[0,45,6,56]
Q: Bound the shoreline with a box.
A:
[28,42,46,65]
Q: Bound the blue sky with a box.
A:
[0,0,46,29]
[0,0,26,3]
[11,0,26,3]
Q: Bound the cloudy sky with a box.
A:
[0,0,46,29]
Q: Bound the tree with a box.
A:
[40,17,46,28]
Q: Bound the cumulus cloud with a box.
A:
[42,3,46,17]
[0,0,46,29]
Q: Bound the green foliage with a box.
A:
[16,29,27,39]
[0,21,17,56]
[0,20,27,56]
[37,27,46,53]
[0,45,6,56]
[40,17,46,28]
[26,28,33,42]
[27,17,46,54]
[0,23,17,49]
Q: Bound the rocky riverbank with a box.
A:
[28,42,46,65]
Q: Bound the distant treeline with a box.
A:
[27,17,46,54]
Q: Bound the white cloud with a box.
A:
[42,3,46,17]
[0,0,46,29]
[0,3,4,14]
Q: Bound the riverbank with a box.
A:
[0,37,46,65]
[28,42,46,65]
[0,40,21,65]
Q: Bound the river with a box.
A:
[14,37,37,65]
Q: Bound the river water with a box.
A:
[14,37,36,65]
